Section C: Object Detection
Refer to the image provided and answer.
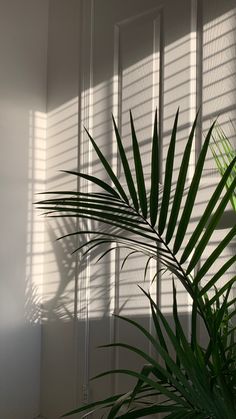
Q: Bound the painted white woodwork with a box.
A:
[78,0,196,409]
[41,0,236,417]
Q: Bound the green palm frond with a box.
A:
[37,110,236,302]
[210,125,236,212]
[158,108,179,235]
[62,286,236,418]
[36,110,236,418]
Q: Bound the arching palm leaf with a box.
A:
[37,110,236,418]
[37,110,236,302]
[210,125,236,212]
[62,285,236,418]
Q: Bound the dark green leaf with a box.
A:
[117,404,181,419]
[112,115,139,210]
[121,250,139,270]
[84,128,129,204]
[207,276,236,307]
[199,255,236,296]
[158,108,179,235]
[194,224,236,284]
[150,109,159,227]
[130,111,147,218]
[187,172,236,274]
[61,170,121,199]
[166,112,198,243]
[92,368,190,407]
[173,121,216,254]
[61,394,124,417]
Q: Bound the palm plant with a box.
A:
[37,110,236,418]
[210,124,236,212]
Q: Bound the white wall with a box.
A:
[1,0,233,418]
[40,1,81,418]
[0,1,48,418]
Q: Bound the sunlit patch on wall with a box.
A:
[25,111,46,324]
[203,7,236,177]
[40,98,78,323]
[163,32,198,184]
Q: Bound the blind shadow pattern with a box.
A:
[32,1,236,417]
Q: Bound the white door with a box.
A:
[78,0,199,408]
[41,0,236,417]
